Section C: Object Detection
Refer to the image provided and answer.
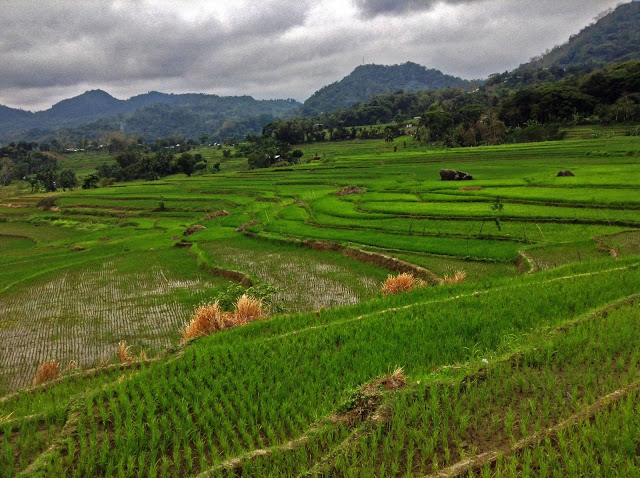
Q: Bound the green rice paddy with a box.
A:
[1,133,639,476]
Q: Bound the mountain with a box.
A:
[0,92,300,144]
[523,1,640,70]
[299,62,472,117]
[0,105,34,124]
[40,89,127,123]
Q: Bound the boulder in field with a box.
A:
[557,170,575,177]
[440,169,473,181]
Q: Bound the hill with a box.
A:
[0,91,300,144]
[299,61,472,116]
[524,1,640,70]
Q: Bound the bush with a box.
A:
[97,177,115,188]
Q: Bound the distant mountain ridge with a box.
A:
[0,90,300,143]
[523,1,640,70]
[299,62,473,117]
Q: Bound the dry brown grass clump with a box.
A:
[441,270,467,285]
[118,341,134,363]
[181,296,266,343]
[234,294,265,324]
[32,360,59,386]
[181,301,233,343]
[381,273,416,296]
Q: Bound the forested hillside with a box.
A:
[299,62,472,117]
[524,0,640,70]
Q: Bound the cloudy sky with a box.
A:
[0,0,625,111]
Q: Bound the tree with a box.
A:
[106,132,132,155]
[198,134,209,145]
[82,174,99,189]
[422,104,454,141]
[175,153,196,176]
[115,151,142,169]
[41,169,58,192]
[290,150,304,163]
[0,158,14,186]
[59,169,78,189]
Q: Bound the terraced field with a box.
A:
[1,134,639,476]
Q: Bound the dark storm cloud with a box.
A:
[354,0,479,18]
[0,0,627,111]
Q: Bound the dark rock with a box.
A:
[557,170,575,177]
[440,169,473,181]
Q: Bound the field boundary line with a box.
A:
[426,381,640,478]
[196,422,329,477]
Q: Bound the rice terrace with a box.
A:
[2,1,640,477]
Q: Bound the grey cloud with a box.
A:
[0,0,627,111]
[354,0,479,18]
[0,0,312,90]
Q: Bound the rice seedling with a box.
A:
[381,273,415,296]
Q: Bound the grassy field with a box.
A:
[1,133,639,476]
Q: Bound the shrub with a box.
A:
[97,177,115,188]
[32,360,59,386]
[442,270,467,285]
[381,273,415,296]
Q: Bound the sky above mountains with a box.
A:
[1,0,624,111]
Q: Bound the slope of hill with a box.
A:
[300,62,472,117]
[524,1,640,70]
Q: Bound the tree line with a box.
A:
[242,60,640,165]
